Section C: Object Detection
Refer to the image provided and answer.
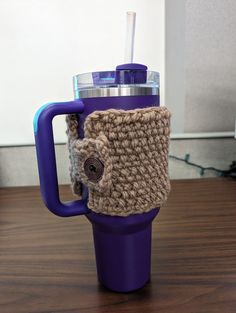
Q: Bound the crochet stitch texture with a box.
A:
[66,106,171,216]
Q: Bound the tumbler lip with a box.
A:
[73,70,159,99]
[74,86,159,99]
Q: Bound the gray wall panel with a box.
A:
[185,0,236,132]
[0,139,235,187]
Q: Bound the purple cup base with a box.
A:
[86,208,159,292]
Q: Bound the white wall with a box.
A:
[0,0,165,146]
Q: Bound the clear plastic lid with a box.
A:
[73,66,159,99]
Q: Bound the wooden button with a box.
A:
[84,157,104,182]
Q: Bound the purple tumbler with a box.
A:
[34,63,160,292]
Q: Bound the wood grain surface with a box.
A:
[0,178,236,313]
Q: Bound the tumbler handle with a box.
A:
[33,100,89,217]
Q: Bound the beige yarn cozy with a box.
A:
[66,106,171,216]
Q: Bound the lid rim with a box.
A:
[74,86,159,99]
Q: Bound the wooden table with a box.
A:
[0,178,236,313]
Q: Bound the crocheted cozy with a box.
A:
[66,106,171,216]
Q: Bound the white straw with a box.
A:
[124,11,136,63]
